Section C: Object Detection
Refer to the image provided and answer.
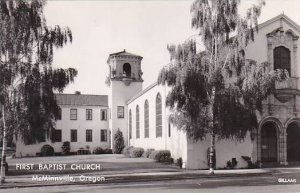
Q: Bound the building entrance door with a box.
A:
[261,122,277,162]
[287,122,300,162]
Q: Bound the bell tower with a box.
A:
[107,49,143,148]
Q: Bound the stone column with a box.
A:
[283,131,288,165]
[279,129,285,164]
[279,128,288,165]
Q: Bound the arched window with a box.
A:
[129,109,132,139]
[123,63,131,77]
[136,105,140,139]
[156,93,162,137]
[144,100,149,138]
[274,46,291,75]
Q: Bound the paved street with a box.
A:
[2,171,300,193]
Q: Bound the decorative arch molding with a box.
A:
[285,118,300,162]
[267,27,298,77]
[257,116,286,165]
[284,117,300,128]
[258,116,283,134]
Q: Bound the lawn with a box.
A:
[6,154,179,176]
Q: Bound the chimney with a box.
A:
[75,91,81,95]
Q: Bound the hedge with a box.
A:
[40,145,54,156]
[122,146,133,157]
[93,147,113,154]
[129,147,144,158]
[142,148,155,158]
[149,150,171,162]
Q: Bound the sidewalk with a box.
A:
[2,167,299,189]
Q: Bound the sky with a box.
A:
[44,0,300,95]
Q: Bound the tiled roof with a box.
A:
[109,49,142,58]
[55,94,108,107]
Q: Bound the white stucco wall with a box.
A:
[127,83,255,169]
[185,132,254,169]
[16,105,109,157]
[109,80,142,148]
[127,83,188,166]
[245,16,300,81]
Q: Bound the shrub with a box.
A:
[122,146,133,157]
[113,129,125,154]
[40,145,54,156]
[103,148,113,154]
[77,148,90,155]
[226,158,238,169]
[93,147,104,154]
[142,148,155,158]
[62,141,70,155]
[241,156,259,169]
[130,147,144,158]
[93,147,112,154]
[150,150,171,162]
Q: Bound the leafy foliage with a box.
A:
[62,141,70,155]
[158,0,287,142]
[129,147,144,158]
[40,144,54,156]
[0,0,77,144]
[142,148,155,158]
[122,146,133,157]
[149,150,172,162]
[113,129,125,154]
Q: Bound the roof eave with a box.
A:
[258,14,300,32]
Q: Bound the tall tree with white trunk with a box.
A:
[0,0,77,183]
[158,0,288,173]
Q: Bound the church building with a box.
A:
[16,14,300,169]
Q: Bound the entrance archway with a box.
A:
[261,122,278,162]
[287,122,300,162]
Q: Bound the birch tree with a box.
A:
[0,0,77,182]
[158,0,288,173]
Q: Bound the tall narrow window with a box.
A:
[156,93,162,137]
[274,46,291,75]
[129,109,132,139]
[136,105,140,139]
[101,129,107,142]
[86,129,92,142]
[57,107,62,120]
[86,109,92,120]
[101,109,107,121]
[117,106,124,118]
[144,100,149,138]
[70,109,77,120]
[70,129,77,142]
